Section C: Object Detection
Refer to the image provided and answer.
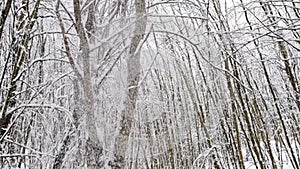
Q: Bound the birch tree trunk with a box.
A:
[110,0,147,168]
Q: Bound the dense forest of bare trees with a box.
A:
[0,0,299,168]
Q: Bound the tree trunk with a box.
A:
[73,0,103,168]
[110,0,147,168]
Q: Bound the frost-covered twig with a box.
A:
[192,145,218,168]
[4,138,54,157]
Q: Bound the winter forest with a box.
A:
[0,0,300,168]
